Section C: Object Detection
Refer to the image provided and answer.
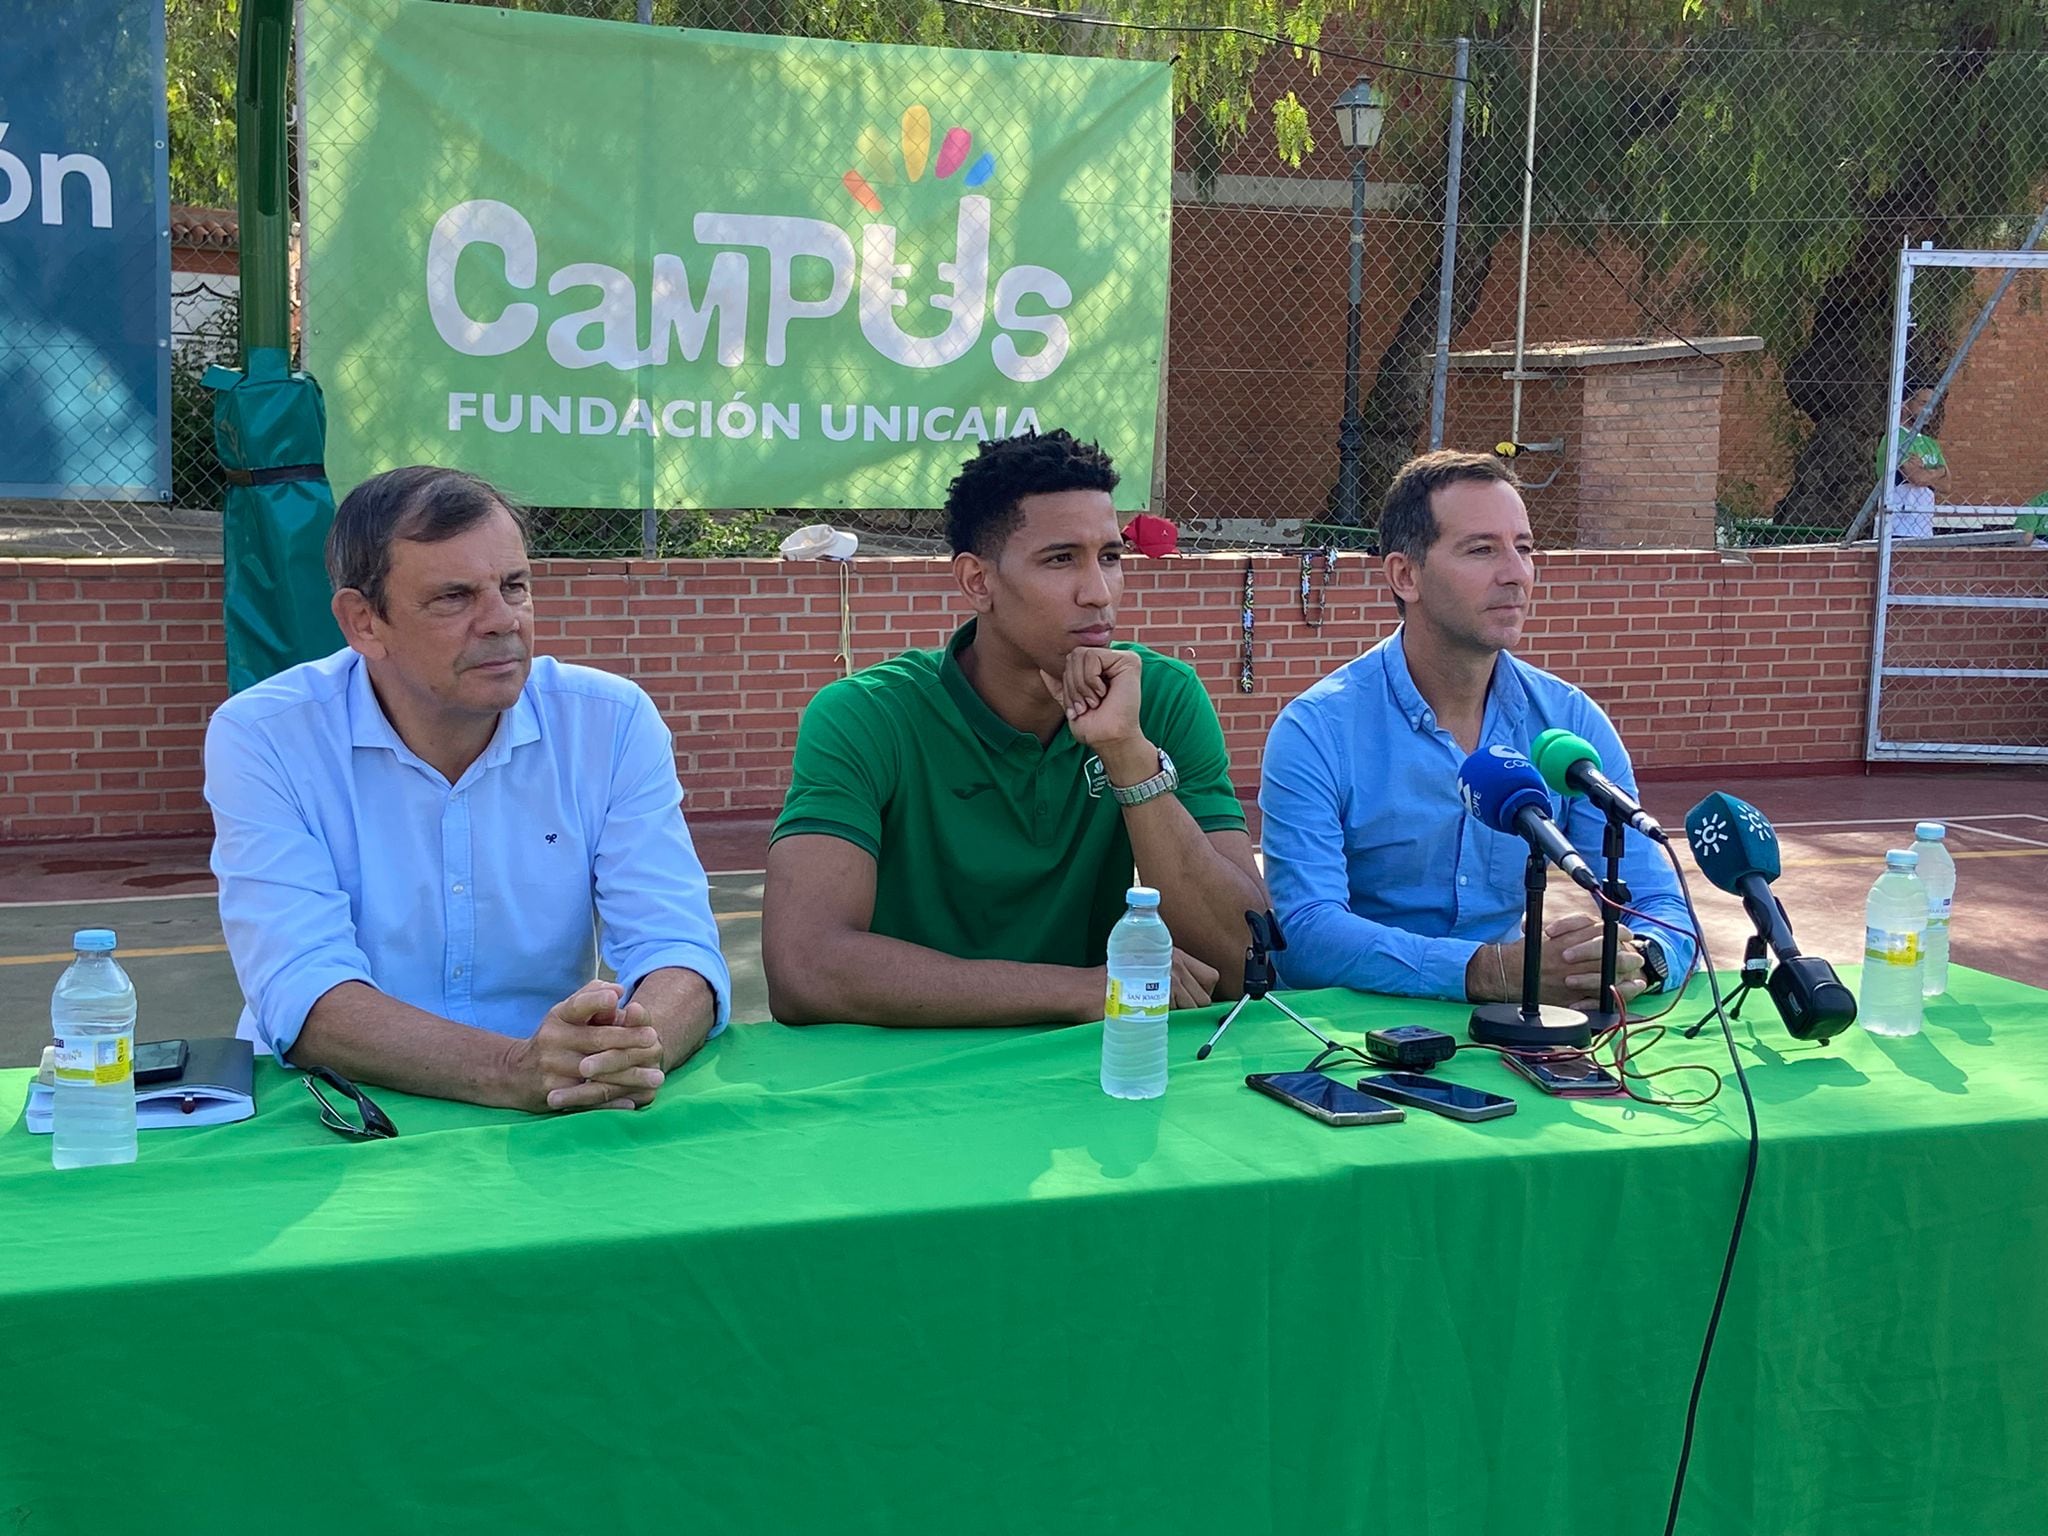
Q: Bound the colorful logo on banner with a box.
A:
[303,0,1171,510]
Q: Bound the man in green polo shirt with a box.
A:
[763,430,1269,1027]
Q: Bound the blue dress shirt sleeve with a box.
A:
[204,713,377,1062]
[595,688,733,1030]
[1562,701,1699,989]
[1259,704,1481,1001]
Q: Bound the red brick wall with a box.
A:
[1939,269,2048,509]
[1167,128,2048,530]
[17,547,2038,844]
[1576,361,1725,548]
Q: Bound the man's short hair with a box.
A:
[943,430,1120,557]
[1377,450,1518,614]
[326,466,528,615]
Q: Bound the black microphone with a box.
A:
[1530,728,1668,844]
[1684,792,1857,1041]
[1457,746,1600,895]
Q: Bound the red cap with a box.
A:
[1121,514,1179,557]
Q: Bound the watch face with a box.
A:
[1638,941,1669,986]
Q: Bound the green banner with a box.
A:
[302,0,1171,510]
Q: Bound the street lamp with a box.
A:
[1330,75,1388,528]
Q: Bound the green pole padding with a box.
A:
[212,0,340,691]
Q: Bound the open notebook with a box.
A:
[27,1036,255,1133]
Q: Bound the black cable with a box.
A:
[1660,844,1760,1536]
[929,0,1470,81]
[936,1,1713,373]
[1516,150,1725,369]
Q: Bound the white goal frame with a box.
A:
[1866,244,2048,764]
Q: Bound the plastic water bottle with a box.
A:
[1912,821,1956,997]
[1102,887,1172,1100]
[50,929,138,1169]
[1861,851,1928,1037]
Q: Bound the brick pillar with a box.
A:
[1575,358,1726,548]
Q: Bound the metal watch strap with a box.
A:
[1111,750,1178,807]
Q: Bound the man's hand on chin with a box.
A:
[1040,647,1154,782]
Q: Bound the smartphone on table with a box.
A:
[134,1039,189,1085]
[1357,1071,1516,1122]
[1247,1071,1404,1126]
[1501,1052,1624,1099]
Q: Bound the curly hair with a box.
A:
[943,429,1120,557]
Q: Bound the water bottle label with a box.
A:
[52,1035,131,1086]
[1864,927,1921,967]
[1106,977,1169,1018]
[1928,898,1952,924]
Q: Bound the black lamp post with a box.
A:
[1330,75,1388,527]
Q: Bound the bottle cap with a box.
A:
[71,928,116,953]
[1126,886,1161,908]
[1914,821,1947,842]
[1886,849,1920,872]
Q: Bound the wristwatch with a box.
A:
[1110,749,1179,807]
[1634,934,1672,993]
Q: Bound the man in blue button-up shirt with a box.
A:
[205,467,729,1112]
[1260,450,1692,1008]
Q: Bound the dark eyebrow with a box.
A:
[426,580,481,600]
[1034,539,1127,557]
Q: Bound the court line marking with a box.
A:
[0,890,218,910]
[1949,821,2048,847]
[0,910,765,968]
[0,869,766,911]
[1783,847,2048,868]
[1766,814,2046,829]
[0,942,226,967]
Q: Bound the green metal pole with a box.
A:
[238,0,293,362]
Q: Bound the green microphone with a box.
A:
[1529,728,1668,844]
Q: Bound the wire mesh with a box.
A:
[7,5,2048,561]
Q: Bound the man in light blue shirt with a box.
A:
[1260,450,1692,1009]
[205,466,729,1112]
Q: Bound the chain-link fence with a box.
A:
[7,4,2048,560]
[1443,37,2048,554]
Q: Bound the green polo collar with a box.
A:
[939,619,1049,755]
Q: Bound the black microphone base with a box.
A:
[1582,1007,1622,1035]
[1469,1003,1594,1052]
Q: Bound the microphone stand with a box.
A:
[1583,811,1630,1034]
[1468,847,1594,1051]
[1686,933,1770,1039]
[1196,910,1343,1061]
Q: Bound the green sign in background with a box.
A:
[303,0,1170,510]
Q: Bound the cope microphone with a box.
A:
[1458,745,1600,895]
[1530,728,1668,843]
[1684,792,1857,1042]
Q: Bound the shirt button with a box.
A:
[451,966,463,979]
[452,883,465,895]
[1458,876,1468,886]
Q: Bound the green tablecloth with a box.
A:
[4,970,2046,1536]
